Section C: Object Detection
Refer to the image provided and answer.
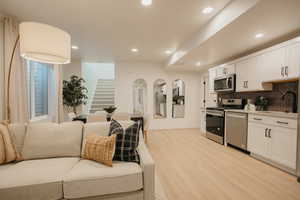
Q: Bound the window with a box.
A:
[27,61,51,119]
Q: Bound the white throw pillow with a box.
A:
[22,122,83,160]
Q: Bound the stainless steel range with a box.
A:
[206,99,245,145]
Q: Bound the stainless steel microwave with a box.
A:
[214,74,236,92]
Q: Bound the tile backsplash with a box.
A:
[218,81,298,112]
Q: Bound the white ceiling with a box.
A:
[1,0,300,71]
[0,0,231,63]
[172,0,300,71]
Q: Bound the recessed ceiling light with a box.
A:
[141,0,152,6]
[131,48,139,52]
[71,45,79,50]
[255,33,264,38]
[196,62,201,66]
[165,50,173,55]
[202,7,214,14]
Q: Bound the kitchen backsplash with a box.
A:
[218,81,298,112]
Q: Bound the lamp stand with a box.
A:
[5,35,20,124]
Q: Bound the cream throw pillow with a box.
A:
[82,134,116,167]
[0,123,19,164]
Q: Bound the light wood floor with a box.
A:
[147,129,300,200]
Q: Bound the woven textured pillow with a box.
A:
[82,134,116,167]
[109,119,140,163]
[0,123,19,164]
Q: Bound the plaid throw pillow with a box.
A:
[109,119,140,163]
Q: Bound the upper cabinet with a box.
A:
[208,68,216,94]
[236,55,272,92]
[261,42,300,82]
[215,64,235,77]
[285,42,300,79]
[208,38,300,93]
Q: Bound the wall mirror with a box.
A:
[172,79,185,118]
[133,79,147,115]
[153,79,167,119]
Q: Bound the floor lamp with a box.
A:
[5,22,71,123]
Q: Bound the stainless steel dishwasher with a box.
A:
[225,111,248,150]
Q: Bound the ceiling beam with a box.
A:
[166,0,260,68]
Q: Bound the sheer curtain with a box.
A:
[3,17,28,123]
[48,65,64,123]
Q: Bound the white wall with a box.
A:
[115,61,202,130]
[62,59,82,80]
[82,62,115,113]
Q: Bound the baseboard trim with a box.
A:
[250,153,296,176]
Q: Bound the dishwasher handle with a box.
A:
[226,113,247,119]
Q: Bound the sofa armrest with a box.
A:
[138,131,155,200]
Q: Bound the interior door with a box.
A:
[269,127,297,169]
[247,122,268,157]
[285,42,300,79]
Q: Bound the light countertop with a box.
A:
[225,109,298,119]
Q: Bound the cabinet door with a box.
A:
[285,42,300,79]
[261,47,286,82]
[247,122,268,157]
[269,127,297,169]
[208,68,216,93]
[216,64,236,77]
[236,56,261,92]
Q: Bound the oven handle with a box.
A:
[206,112,224,117]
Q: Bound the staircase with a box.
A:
[89,79,115,113]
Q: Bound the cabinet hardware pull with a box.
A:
[285,66,288,76]
[277,121,288,125]
[264,128,268,137]
[253,118,262,121]
[245,81,248,88]
[268,129,271,138]
[281,67,284,77]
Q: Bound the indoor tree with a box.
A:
[63,75,88,115]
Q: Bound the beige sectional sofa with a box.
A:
[0,121,155,200]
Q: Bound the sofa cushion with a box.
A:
[22,122,83,160]
[8,123,27,154]
[0,157,79,200]
[63,159,143,199]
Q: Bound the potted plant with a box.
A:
[255,96,269,111]
[63,75,88,116]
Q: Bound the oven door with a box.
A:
[206,111,224,144]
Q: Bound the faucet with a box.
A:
[281,91,297,113]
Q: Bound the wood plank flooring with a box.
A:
[147,129,300,200]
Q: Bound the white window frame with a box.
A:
[26,60,51,122]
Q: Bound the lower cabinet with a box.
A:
[247,115,297,171]
[269,126,297,170]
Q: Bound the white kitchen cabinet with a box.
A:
[261,42,300,82]
[236,56,272,92]
[208,68,216,94]
[247,122,269,157]
[285,42,300,79]
[247,114,298,171]
[261,47,286,82]
[215,64,235,77]
[269,126,297,169]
